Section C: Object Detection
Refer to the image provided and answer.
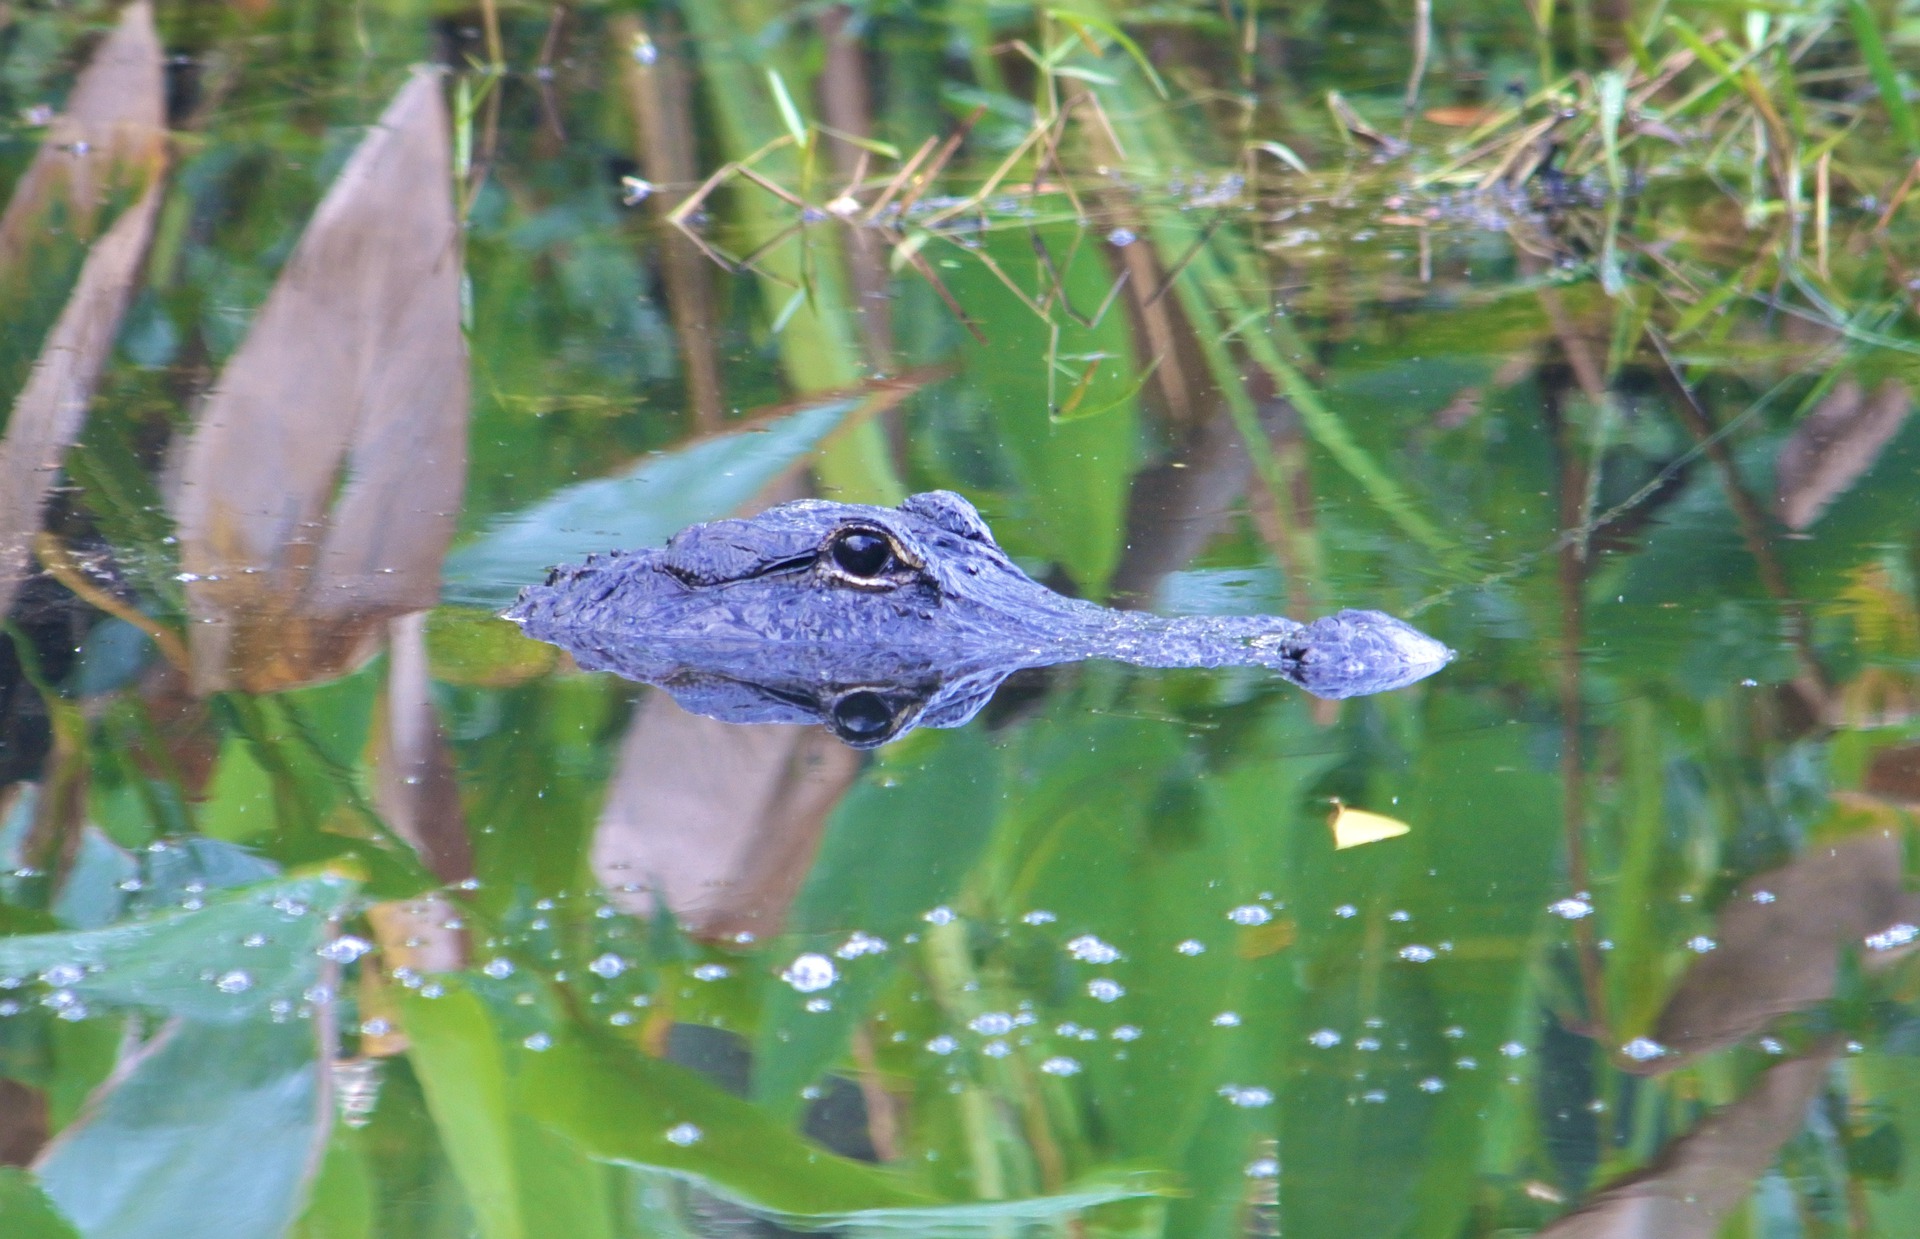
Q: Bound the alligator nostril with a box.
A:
[831,690,896,739]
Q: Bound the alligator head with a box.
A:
[506,490,1452,745]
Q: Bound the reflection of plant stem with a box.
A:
[3,621,86,885]
[33,531,189,673]
[1549,387,1610,1041]
[1646,325,1831,708]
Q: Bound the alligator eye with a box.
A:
[828,529,895,580]
[830,690,898,742]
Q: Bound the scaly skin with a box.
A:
[506,491,1452,746]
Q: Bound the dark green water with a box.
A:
[0,2,1918,1237]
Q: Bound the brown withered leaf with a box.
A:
[0,0,166,619]
[1775,377,1911,531]
[172,69,468,693]
[592,691,862,941]
[0,0,165,270]
[1645,831,1920,1067]
[1538,1045,1836,1238]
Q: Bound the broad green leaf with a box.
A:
[0,875,356,1022]
[35,1018,324,1239]
[441,397,861,607]
[0,1168,79,1239]
[752,729,1001,1115]
[395,984,524,1239]
[518,1031,934,1216]
[941,228,1139,595]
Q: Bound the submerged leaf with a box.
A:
[0,874,356,1022]
[172,70,467,693]
[519,1030,932,1216]
[34,1018,325,1239]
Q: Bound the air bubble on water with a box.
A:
[610,1011,634,1027]
[1443,1026,1465,1039]
[1107,227,1137,247]
[242,933,270,948]
[1176,939,1206,955]
[805,997,832,1012]
[1111,1025,1141,1042]
[482,957,515,979]
[1087,979,1124,1002]
[1389,910,1410,922]
[1686,936,1717,953]
[319,936,373,964]
[1418,1077,1445,1093]
[1355,1037,1380,1052]
[216,971,253,994]
[1056,1021,1083,1037]
[1499,1041,1527,1059]
[419,983,444,1000]
[1548,897,1592,920]
[0,977,20,990]
[1361,1090,1388,1104]
[1759,1037,1784,1055]
[1218,1085,1273,1108]
[42,990,78,1013]
[1020,910,1056,925]
[982,1040,1011,1058]
[835,931,888,959]
[1212,1012,1241,1027]
[691,964,730,981]
[923,906,956,926]
[1067,935,1121,964]
[1308,1029,1341,1048]
[305,985,333,1005]
[665,1123,702,1146]
[361,1018,391,1037]
[1456,1057,1478,1070]
[1866,923,1919,951]
[970,1012,1014,1036]
[1334,904,1357,919]
[781,953,836,992]
[1622,1037,1667,1062]
[589,953,630,979]
[593,905,615,920]
[41,964,83,988]
[0,1001,19,1017]
[528,919,548,932]
[1246,1158,1280,1179]
[1751,889,1776,904]
[1398,945,1436,963]
[1040,1056,1081,1076]
[523,1033,552,1052]
[926,1035,958,1055]
[1227,905,1271,926]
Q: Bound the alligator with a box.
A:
[506,490,1452,747]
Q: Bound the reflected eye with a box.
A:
[829,529,895,579]
[830,690,897,741]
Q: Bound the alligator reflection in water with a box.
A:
[507,491,1453,746]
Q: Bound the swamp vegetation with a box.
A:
[0,0,1918,1235]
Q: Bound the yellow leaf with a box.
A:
[1330,803,1411,849]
